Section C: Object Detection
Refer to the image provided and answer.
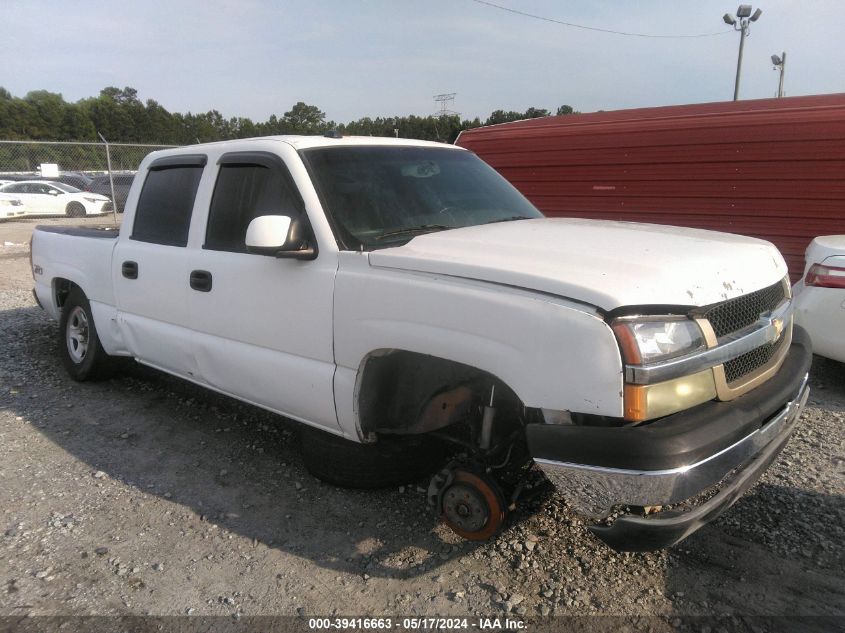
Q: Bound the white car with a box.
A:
[0,193,26,219]
[0,181,109,217]
[794,235,845,363]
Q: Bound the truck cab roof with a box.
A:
[155,135,463,154]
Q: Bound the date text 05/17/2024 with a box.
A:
[308,618,527,630]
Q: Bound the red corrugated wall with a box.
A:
[456,94,845,282]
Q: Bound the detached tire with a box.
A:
[59,288,113,381]
[301,427,445,489]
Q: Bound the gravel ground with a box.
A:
[0,218,843,623]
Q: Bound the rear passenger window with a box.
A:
[132,164,203,247]
[205,156,304,253]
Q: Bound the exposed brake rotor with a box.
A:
[438,470,506,540]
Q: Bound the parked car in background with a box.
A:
[0,172,94,190]
[794,235,845,363]
[44,171,94,190]
[85,173,135,213]
[0,181,110,217]
[0,193,26,220]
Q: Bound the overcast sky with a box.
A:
[4,0,844,123]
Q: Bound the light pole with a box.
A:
[723,5,763,101]
[771,52,786,97]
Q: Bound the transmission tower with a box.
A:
[433,93,460,117]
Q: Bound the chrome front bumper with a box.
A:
[534,374,809,521]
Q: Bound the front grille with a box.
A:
[700,280,786,338]
[723,332,787,384]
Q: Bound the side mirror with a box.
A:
[48,190,60,196]
[245,215,317,260]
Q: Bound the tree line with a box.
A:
[0,86,577,145]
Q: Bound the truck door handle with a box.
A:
[190,270,212,292]
[121,261,138,279]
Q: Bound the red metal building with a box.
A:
[456,94,845,282]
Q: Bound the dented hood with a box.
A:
[368,218,787,311]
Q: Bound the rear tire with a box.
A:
[66,202,85,218]
[301,426,445,489]
[58,288,114,381]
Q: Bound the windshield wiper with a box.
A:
[483,215,531,225]
[375,224,453,241]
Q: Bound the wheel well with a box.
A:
[53,278,80,309]
[357,350,522,437]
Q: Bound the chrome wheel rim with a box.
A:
[66,306,89,363]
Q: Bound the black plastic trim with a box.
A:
[604,304,695,320]
[189,270,213,292]
[121,261,138,280]
[526,326,812,471]
[150,154,207,169]
[217,151,285,169]
[34,225,119,239]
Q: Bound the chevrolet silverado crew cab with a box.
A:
[31,135,811,551]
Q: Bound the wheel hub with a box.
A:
[442,482,489,533]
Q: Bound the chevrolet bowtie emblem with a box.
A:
[773,318,784,339]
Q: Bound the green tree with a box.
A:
[23,90,68,138]
[283,102,327,134]
[523,107,550,119]
[484,110,524,126]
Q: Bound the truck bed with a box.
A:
[31,224,121,321]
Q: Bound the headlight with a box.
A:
[611,317,705,365]
[612,316,713,423]
[83,197,101,204]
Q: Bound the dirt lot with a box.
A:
[1,217,843,626]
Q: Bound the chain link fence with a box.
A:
[0,140,177,219]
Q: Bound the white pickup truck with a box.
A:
[31,135,812,550]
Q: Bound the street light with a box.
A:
[723,4,763,100]
[772,52,786,97]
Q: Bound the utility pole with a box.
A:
[772,52,786,97]
[433,93,459,117]
[723,5,763,101]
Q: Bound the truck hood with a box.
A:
[368,218,787,310]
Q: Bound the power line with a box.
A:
[470,0,734,39]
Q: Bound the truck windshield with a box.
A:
[300,145,543,250]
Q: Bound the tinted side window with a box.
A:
[132,166,203,247]
[205,163,303,253]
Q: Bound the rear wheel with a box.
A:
[66,202,85,218]
[300,426,445,489]
[59,288,114,381]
